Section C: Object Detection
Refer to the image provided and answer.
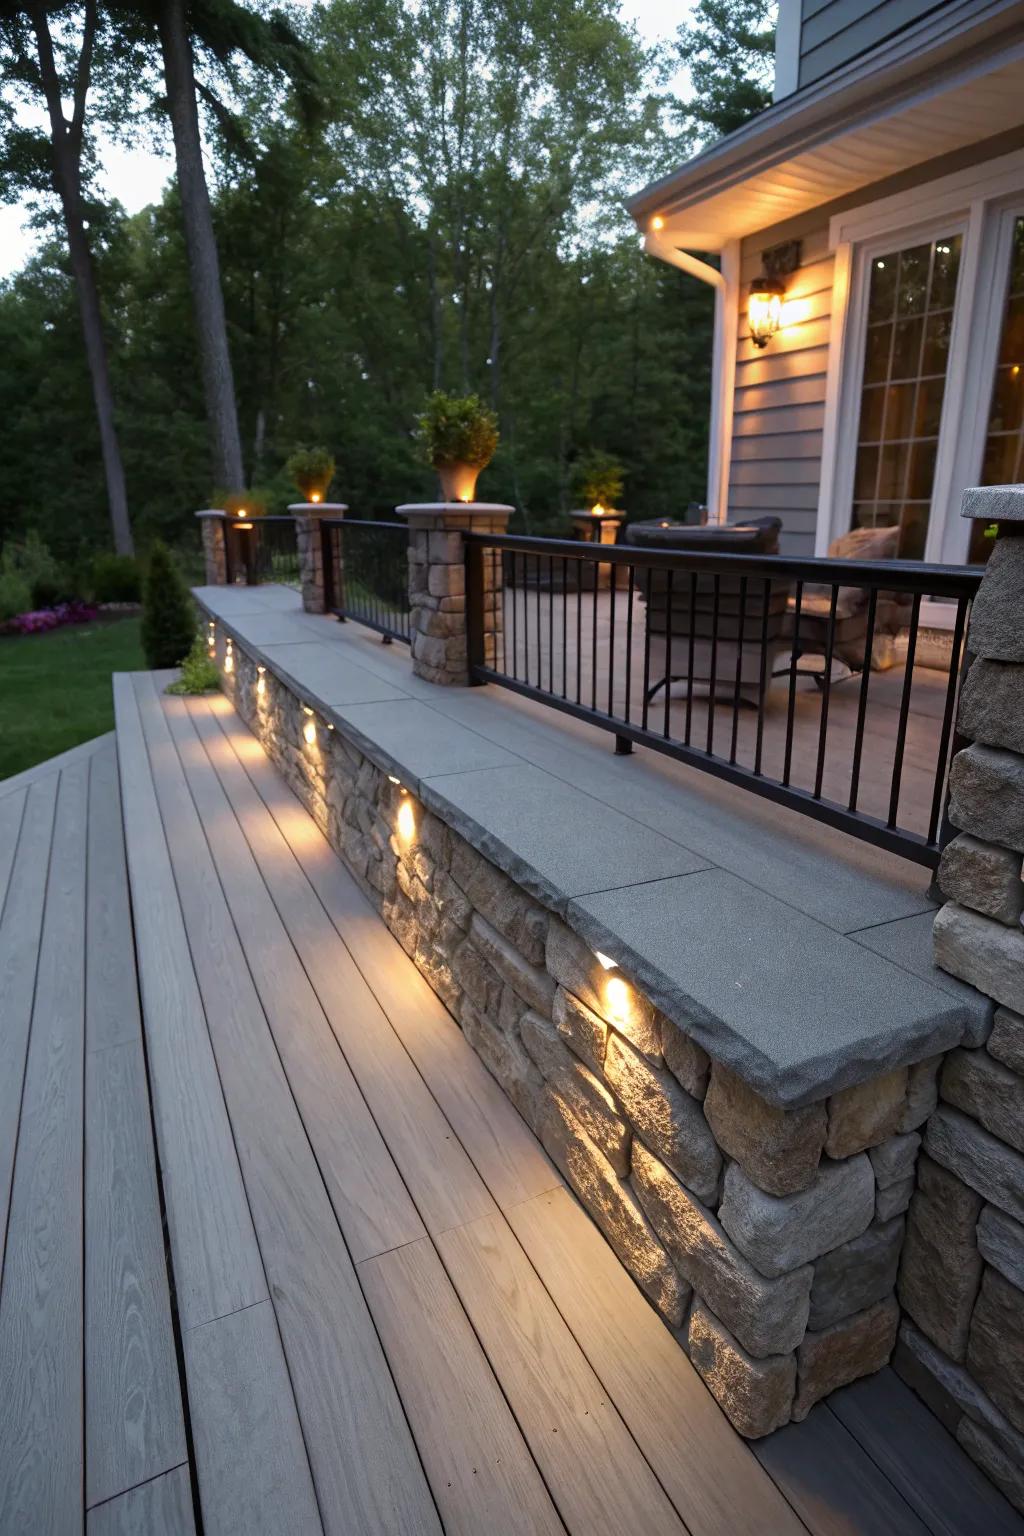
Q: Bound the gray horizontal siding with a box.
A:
[798,0,946,89]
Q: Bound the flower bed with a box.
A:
[3,601,99,636]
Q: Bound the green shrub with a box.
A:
[416,391,499,468]
[141,540,195,668]
[2,531,67,608]
[165,633,220,695]
[285,446,335,503]
[571,450,625,511]
[0,571,32,622]
[92,552,141,604]
[216,489,267,519]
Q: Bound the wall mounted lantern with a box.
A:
[748,239,801,350]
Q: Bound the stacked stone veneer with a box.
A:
[895,511,1024,1513]
[209,624,958,1441]
[197,511,227,586]
[400,504,511,684]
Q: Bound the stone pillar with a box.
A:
[900,484,1024,1514]
[397,502,513,685]
[290,502,347,614]
[196,509,227,585]
[570,509,625,590]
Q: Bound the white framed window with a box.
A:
[816,147,1024,575]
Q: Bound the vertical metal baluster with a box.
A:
[663,568,674,740]
[685,571,697,746]
[730,576,747,765]
[512,553,519,681]
[562,558,568,698]
[753,578,771,777]
[706,574,720,756]
[931,594,972,851]
[624,565,635,727]
[591,561,599,711]
[641,566,653,731]
[783,580,802,787]
[576,559,583,705]
[608,561,617,717]
[813,586,840,800]
[848,587,878,812]
[548,555,554,695]
[888,592,922,829]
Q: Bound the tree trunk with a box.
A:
[30,1,134,556]
[157,0,245,490]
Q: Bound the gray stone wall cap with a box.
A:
[395,502,515,516]
[961,484,1024,521]
[195,508,227,519]
[287,502,348,514]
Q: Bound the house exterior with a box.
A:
[628,0,1024,583]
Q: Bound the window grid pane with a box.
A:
[851,233,962,560]
[974,216,1024,562]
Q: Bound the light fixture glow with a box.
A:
[591,503,605,517]
[594,950,617,971]
[605,974,631,1027]
[748,277,784,349]
[388,774,401,785]
[303,717,317,745]
[310,491,322,503]
[651,215,665,231]
[256,666,266,698]
[224,651,234,674]
[396,796,416,842]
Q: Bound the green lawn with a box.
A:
[0,617,146,780]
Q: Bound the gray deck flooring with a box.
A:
[0,689,1020,1534]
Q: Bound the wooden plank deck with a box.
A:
[0,684,1021,1535]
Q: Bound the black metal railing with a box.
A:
[321,519,411,643]
[224,515,301,587]
[464,531,982,867]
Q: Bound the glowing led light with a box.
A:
[310,491,322,503]
[256,666,266,698]
[396,796,416,842]
[224,651,234,674]
[591,503,605,517]
[388,774,401,785]
[303,717,317,745]
[605,974,630,1027]
[651,215,665,231]
[594,950,617,971]
[748,278,784,349]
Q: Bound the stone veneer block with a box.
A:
[853,913,993,1049]
[957,1419,1024,1517]
[942,1048,1024,1156]
[978,1205,1024,1292]
[939,832,1024,925]
[809,1215,905,1333]
[793,1296,899,1420]
[934,902,1024,1019]
[869,1131,921,1188]
[990,1008,1024,1076]
[631,1141,812,1358]
[459,997,543,1126]
[876,1176,915,1221]
[825,1068,908,1158]
[960,533,1024,663]
[948,744,1024,855]
[468,911,555,1017]
[520,1011,631,1175]
[660,1016,710,1099]
[718,1155,875,1279]
[687,1303,796,1439]
[703,1064,825,1196]
[570,870,968,1108]
[898,1055,943,1131]
[604,1034,721,1202]
[898,1155,983,1361]
[958,658,1024,758]
[552,985,608,1073]
[449,838,548,966]
[968,1268,1024,1437]
[545,919,662,1062]
[538,1088,688,1327]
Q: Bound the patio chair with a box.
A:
[627,516,793,704]
[784,525,913,681]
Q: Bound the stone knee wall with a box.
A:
[211,630,948,1440]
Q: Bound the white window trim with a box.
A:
[815,145,1024,576]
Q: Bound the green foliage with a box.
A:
[675,0,776,142]
[572,451,625,510]
[2,531,67,607]
[217,489,267,518]
[416,393,500,468]
[141,540,195,668]
[91,552,141,603]
[285,445,335,502]
[0,571,32,623]
[165,633,221,694]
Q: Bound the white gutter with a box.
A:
[643,233,739,525]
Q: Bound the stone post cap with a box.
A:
[961,484,1024,521]
[395,502,515,517]
[194,508,227,519]
[569,508,624,520]
[286,502,348,515]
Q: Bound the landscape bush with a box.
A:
[1,532,67,608]
[141,540,196,668]
[0,571,32,623]
[92,552,141,603]
[165,633,220,694]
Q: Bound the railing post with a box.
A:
[396,501,513,685]
[290,501,348,614]
[195,509,228,585]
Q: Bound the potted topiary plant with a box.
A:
[416,391,499,503]
[285,446,335,506]
[571,449,625,516]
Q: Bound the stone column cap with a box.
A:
[195,508,227,519]
[961,485,1024,521]
[395,502,515,517]
[569,509,624,521]
[287,502,348,515]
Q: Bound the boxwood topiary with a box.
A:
[141,541,195,669]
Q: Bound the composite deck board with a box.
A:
[113,675,267,1330]
[185,694,500,1238]
[438,1211,688,1536]
[0,786,26,917]
[86,1465,195,1536]
[754,1402,932,1536]
[134,677,441,1536]
[0,732,112,802]
[0,758,88,1534]
[359,1237,566,1536]
[0,772,58,1280]
[144,680,424,1261]
[829,1370,1024,1535]
[508,1188,808,1536]
[205,695,563,1212]
[85,743,145,1055]
[183,1304,322,1536]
